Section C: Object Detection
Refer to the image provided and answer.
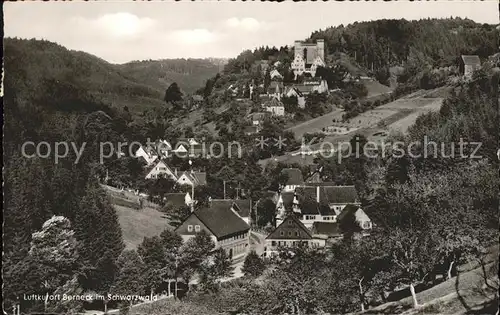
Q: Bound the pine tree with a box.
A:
[111,250,147,308]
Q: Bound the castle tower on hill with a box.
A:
[291,39,326,78]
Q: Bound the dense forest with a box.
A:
[3,38,220,114]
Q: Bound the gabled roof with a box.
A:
[461,55,481,66]
[278,191,296,211]
[336,204,361,222]
[233,199,252,218]
[281,168,304,186]
[178,171,207,186]
[312,222,342,238]
[286,87,304,97]
[145,160,176,178]
[266,214,312,240]
[297,185,359,204]
[264,98,284,108]
[192,203,250,239]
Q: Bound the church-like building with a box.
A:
[291,39,326,78]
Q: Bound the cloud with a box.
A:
[169,28,218,45]
[73,12,156,38]
[225,17,261,31]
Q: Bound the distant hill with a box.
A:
[3,38,222,114]
[117,58,225,95]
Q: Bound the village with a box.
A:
[4,3,499,314]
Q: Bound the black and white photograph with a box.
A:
[3,1,499,314]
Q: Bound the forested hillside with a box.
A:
[3,38,220,114]
[117,58,224,95]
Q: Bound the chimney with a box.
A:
[316,186,320,203]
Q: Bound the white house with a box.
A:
[135,146,159,166]
[264,98,285,117]
[270,69,283,80]
[176,171,207,187]
[286,87,306,109]
[145,160,176,179]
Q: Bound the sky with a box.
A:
[4,1,499,64]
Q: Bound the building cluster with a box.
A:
[243,39,330,135]
[149,161,373,261]
[263,167,372,256]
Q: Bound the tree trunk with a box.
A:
[103,299,108,314]
[359,277,365,312]
[409,283,419,308]
[167,280,171,297]
[174,279,178,299]
[447,260,455,280]
[44,293,49,312]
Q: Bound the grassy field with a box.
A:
[114,205,173,249]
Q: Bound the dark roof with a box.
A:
[194,203,250,239]
[336,204,361,223]
[461,55,481,66]
[287,87,304,97]
[266,214,312,240]
[312,222,342,237]
[279,191,296,211]
[294,187,335,215]
[164,193,187,207]
[178,171,207,186]
[233,199,252,218]
[322,186,359,204]
[281,168,304,186]
[209,199,252,218]
[264,98,284,108]
[297,185,359,204]
[244,126,259,134]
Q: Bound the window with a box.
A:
[288,231,292,236]
[187,225,193,232]
[295,231,299,237]
[271,241,276,246]
[288,220,293,226]
[280,231,284,236]
[363,222,371,229]
[195,225,201,232]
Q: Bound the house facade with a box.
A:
[265,214,326,257]
[135,146,159,166]
[175,202,250,260]
[286,87,307,109]
[460,55,481,78]
[275,184,361,229]
[264,98,285,116]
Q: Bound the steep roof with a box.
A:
[193,203,250,239]
[312,222,342,237]
[264,97,284,108]
[266,214,312,240]
[281,168,304,186]
[461,55,481,66]
[233,199,252,218]
[179,171,207,186]
[336,204,361,222]
[209,199,251,219]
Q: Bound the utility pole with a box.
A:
[235,182,241,200]
[223,180,226,200]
